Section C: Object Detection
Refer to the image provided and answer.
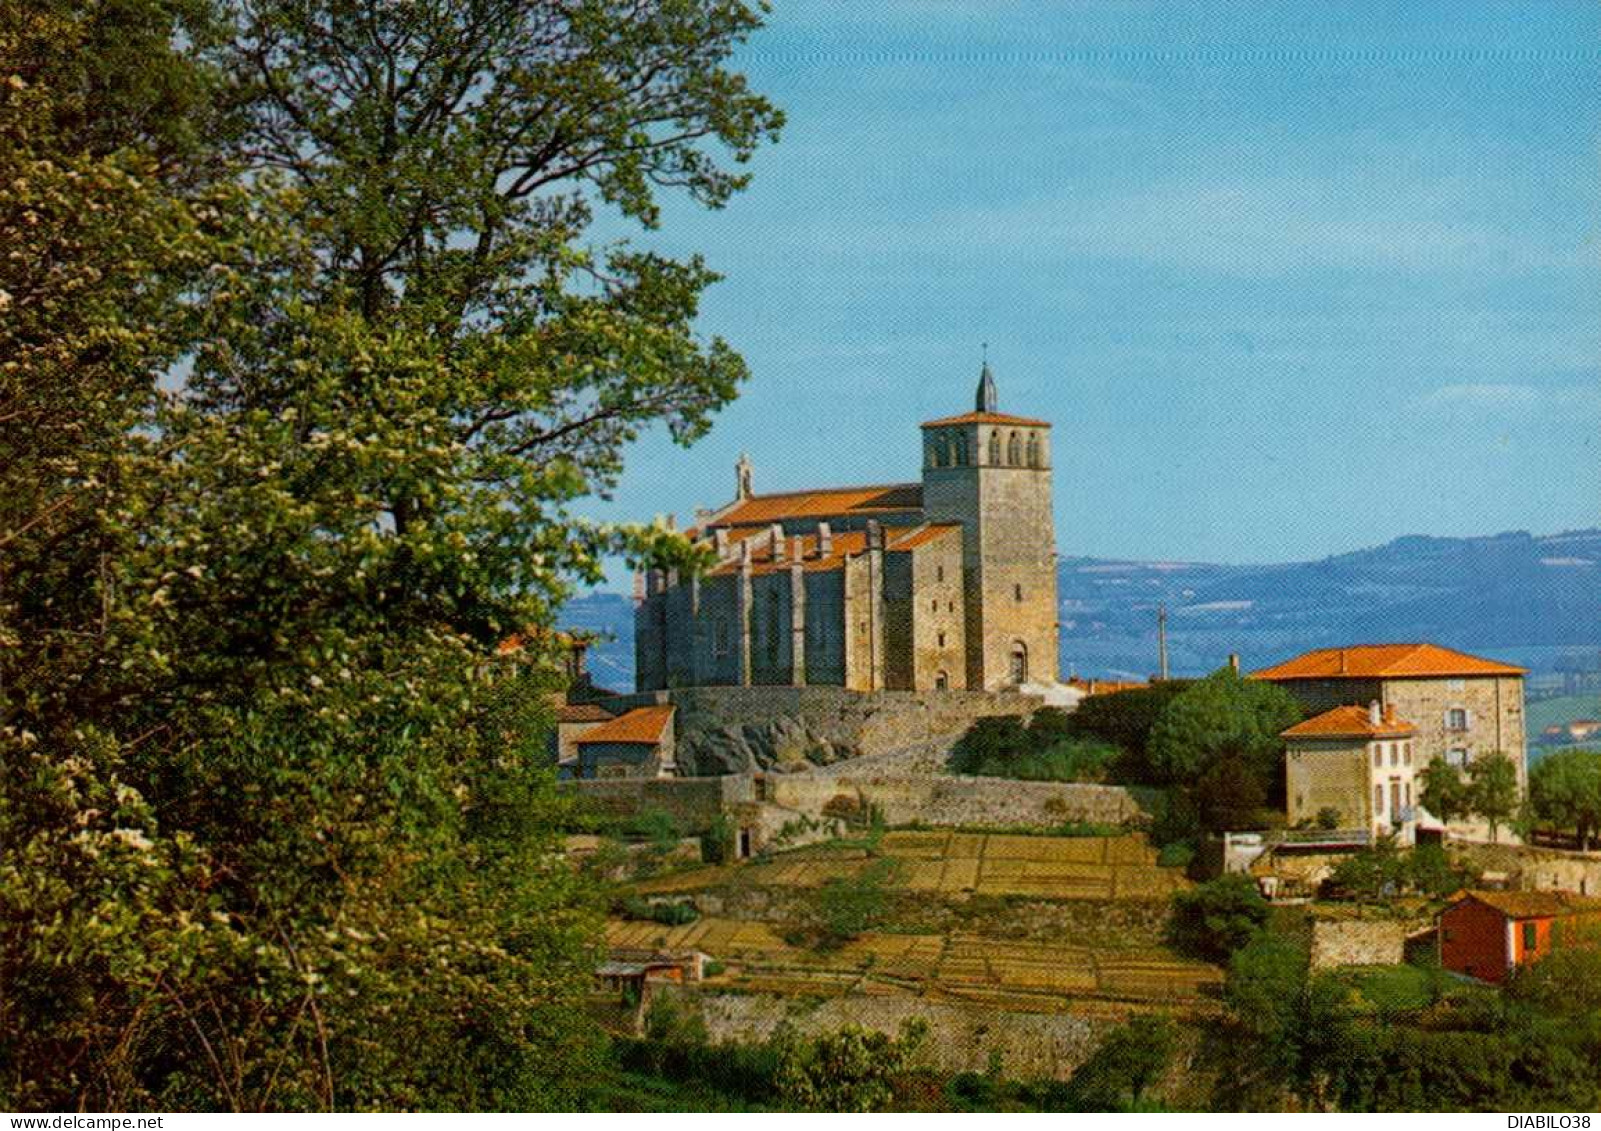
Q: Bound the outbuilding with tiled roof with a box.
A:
[573,704,677,780]
[1440,889,1601,984]
[1283,701,1422,841]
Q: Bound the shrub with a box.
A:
[811,859,899,947]
[1166,873,1271,962]
[1316,807,1341,830]
[616,896,700,926]
[1056,1016,1176,1111]
[773,1020,927,1112]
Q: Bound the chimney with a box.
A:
[769,523,784,560]
[1369,699,1383,727]
[1228,653,1240,674]
[866,519,883,551]
[818,522,833,557]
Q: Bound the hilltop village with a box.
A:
[552,366,1601,1097]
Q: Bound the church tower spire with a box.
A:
[975,347,997,413]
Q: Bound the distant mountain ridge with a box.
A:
[562,528,1601,688]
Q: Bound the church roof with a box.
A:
[702,483,923,529]
[920,411,1050,429]
[1251,643,1525,681]
[1281,704,1416,740]
[706,523,962,577]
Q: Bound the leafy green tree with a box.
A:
[1146,668,1302,797]
[1057,1016,1176,1112]
[1166,873,1271,962]
[2,0,781,1111]
[1467,752,1521,843]
[773,1021,927,1112]
[1419,759,1471,825]
[1326,837,1407,900]
[1193,755,1269,832]
[1527,748,1601,851]
[1506,948,1601,1018]
[1064,682,1191,782]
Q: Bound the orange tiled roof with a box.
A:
[706,524,961,577]
[704,483,923,530]
[920,410,1050,429]
[556,703,615,724]
[1250,643,1525,681]
[574,705,674,746]
[1067,677,1150,696]
[1451,889,1601,920]
[1281,704,1416,739]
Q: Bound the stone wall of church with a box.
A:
[973,462,1058,687]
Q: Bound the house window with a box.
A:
[1390,780,1401,821]
[1390,744,1399,767]
[1523,921,1538,953]
[1448,748,1469,767]
[1373,747,1382,768]
[1404,742,1412,766]
[1447,707,1469,731]
[935,671,949,690]
[1374,784,1384,815]
[1404,782,1412,807]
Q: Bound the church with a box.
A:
[634,365,1059,693]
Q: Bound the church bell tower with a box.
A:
[919,360,1058,689]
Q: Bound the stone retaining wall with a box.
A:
[605,685,1043,775]
[1308,919,1407,970]
[560,775,753,830]
[678,989,1112,1079]
[768,773,1148,829]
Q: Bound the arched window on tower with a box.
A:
[1009,641,1029,685]
[926,436,942,469]
[1007,432,1021,465]
[988,431,1002,465]
[1026,432,1041,468]
[954,432,969,466]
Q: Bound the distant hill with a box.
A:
[562,528,1601,688]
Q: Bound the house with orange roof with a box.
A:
[573,705,678,779]
[1253,642,1528,791]
[634,363,1059,693]
[1282,701,1421,842]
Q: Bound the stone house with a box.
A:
[634,364,1059,693]
[573,704,677,780]
[1252,643,1527,785]
[1439,889,1601,984]
[550,701,617,771]
[1282,702,1420,842]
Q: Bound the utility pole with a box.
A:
[1157,604,1169,682]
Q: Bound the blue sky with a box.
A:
[581,1,1601,587]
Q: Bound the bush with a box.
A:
[773,1020,927,1112]
[811,859,899,947]
[1055,1016,1176,1111]
[702,814,736,864]
[617,896,700,926]
[1166,873,1271,962]
[1064,683,1192,781]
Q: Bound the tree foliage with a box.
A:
[1166,873,1271,963]
[1057,1016,1176,1112]
[773,1021,928,1113]
[1,0,780,1110]
[1466,753,1520,844]
[1526,748,1601,850]
[1419,759,1471,825]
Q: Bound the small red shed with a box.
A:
[1439,890,1601,984]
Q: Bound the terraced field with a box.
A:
[605,916,1221,1010]
[633,830,1190,902]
